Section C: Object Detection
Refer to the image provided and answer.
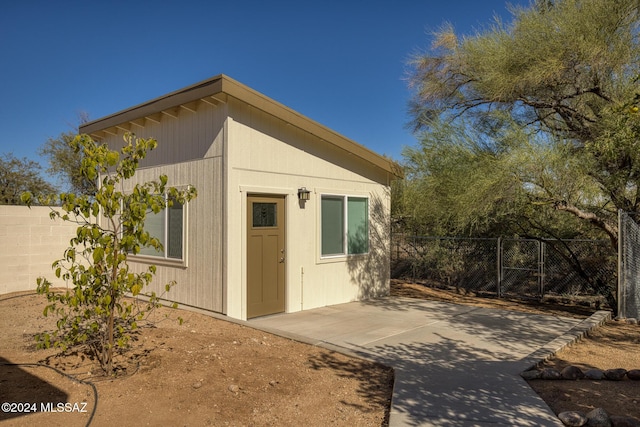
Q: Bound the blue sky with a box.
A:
[0,0,530,169]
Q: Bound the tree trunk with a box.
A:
[554,201,618,249]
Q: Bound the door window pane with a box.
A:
[253,203,277,227]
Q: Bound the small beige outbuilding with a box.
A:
[80,75,400,320]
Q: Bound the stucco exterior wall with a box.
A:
[0,205,77,295]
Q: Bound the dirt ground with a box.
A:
[0,291,393,427]
[1,282,638,426]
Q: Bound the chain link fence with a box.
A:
[391,234,616,307]
[619,211,640,320]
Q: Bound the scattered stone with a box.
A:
[610,415,640,427]
[584,369,606,380]
[586,408,611,427]
[562,365,585,380]
[228,384,239,393]
[604,368,627,381]
[541,367,562,380]
[558,410,588,426]
[627,369,640,380]
[625,318,639,325]
[269,380,278,386]
[192,381,202,389]
[521,370,541,380]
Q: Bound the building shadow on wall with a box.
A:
[347,192,391,300]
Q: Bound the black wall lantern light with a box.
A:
[297,187,311,201]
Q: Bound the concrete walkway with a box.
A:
[250,297,610,427]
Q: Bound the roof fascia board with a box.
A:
[220,76,399,176]
[80,75,224,135]
[79,74,401,178]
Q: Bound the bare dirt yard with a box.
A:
[0,291,393,427]
[1,281,638,426]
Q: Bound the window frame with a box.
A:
[133,194,188,265]
[320,194,369,259]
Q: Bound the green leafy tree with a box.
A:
[398,117,619,309]
[22,133,197,376]
[0,153,56,205]
[39,113,95,196]
[408,0,640,249]
[40,130,96,196]
[400,117,600,239]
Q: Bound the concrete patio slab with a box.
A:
[250,296,609,426]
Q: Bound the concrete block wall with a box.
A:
[0,205,78,295]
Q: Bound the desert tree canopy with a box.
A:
[405,0,640,247]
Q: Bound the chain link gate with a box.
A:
[392,234,615,305]
[619,210,640,320]
[498,239,543,298]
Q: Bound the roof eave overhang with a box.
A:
[79,74,402,178]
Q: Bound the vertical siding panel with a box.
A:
[96,102,225,313]
[97,104,224,168]
[132,157,223,312]
[99,155,223,313]
[193,160,205,308]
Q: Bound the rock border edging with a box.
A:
[521,310,612,371]
[523,366,640,426]
[520,310,639,427]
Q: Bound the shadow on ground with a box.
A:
[359,334,556,426]
[307,352,394,424]
[0,356,69,422]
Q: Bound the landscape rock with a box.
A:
[604,368,627,381]
[584,369,606,380]
[228,384,239,393]
[586,408,612,427]
[559,410,588,426]
[562,365,585,380]
[541,367,562,380]
[521,370,541,380]
[610,416,640,427]
[626,369,640,380]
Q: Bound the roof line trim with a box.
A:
[79,74,401,177]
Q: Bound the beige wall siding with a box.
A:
[228,98,389,185]
[86,95,390,320]
[0,206,78,295]
[99,101,226,167]
[98,103,227,313]
[225,99,390,320]
[121,157,224,312]
[0,156,224,313]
